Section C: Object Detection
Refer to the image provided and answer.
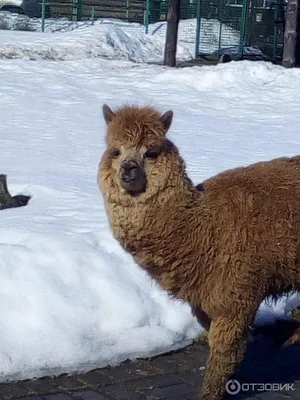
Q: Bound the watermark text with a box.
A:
[225,379,295,395]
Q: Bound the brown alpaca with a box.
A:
[98,104,300,400]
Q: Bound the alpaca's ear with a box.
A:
[160,110,173,134]
[103,104,115,125]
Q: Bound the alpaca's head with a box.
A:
[98,104,191,204]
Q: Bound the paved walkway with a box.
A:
[1,326,300,400]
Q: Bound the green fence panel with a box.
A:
[8,0,285,63]
[194,0,285,60]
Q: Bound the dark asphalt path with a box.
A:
[1,330,300,400]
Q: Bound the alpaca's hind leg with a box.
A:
[284,307,300,345]
[284,327,300,346]
[200,316,249,400]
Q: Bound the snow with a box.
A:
[0,12,245,60]
[1,23,300,384]
[0,21,192,62]
[0,13,194,62]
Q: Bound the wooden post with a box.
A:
[163,0,181,67]
[282,0,300,67]
[296,14,300,65]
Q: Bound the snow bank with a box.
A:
[155,60,294,92]
[0,12,243,61]
[0,217,197,381]
[0,16,192,62]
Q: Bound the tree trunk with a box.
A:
[163,0,181,67]
[282,0,300,67]
[296,9,300,65]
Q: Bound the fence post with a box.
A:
[126,0,129,20]
[144,0,150,34]
[218,14,223,51]
[41,0,46,32]
[164,0,181,66]
[272,4,279,61]
[72,0,78,21]
[91,6,95,24]
[77,0,83,21]
[195,0,201,58]
[239,0,249,59]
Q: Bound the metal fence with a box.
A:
[194,0,286,61]
[0,0,286,62]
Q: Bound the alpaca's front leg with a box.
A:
[199,316,249,400]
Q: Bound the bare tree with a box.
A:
[282,0,300,67]
[163,0,181,67]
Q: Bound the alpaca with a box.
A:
[98,104,300,400]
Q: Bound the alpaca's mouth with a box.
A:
[119,160,146,195]
[120,178,146,195]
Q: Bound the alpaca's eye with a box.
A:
[111,148,120,157]
[144,148,160,159]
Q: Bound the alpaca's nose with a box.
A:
[119,159,146,195]
[121,160,140,182]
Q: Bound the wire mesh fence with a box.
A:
[146,0,286,61]
[0,0,286,62]
[192,0,285,61]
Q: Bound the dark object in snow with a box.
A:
[218,54,232,63]
[0,174,30,210]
